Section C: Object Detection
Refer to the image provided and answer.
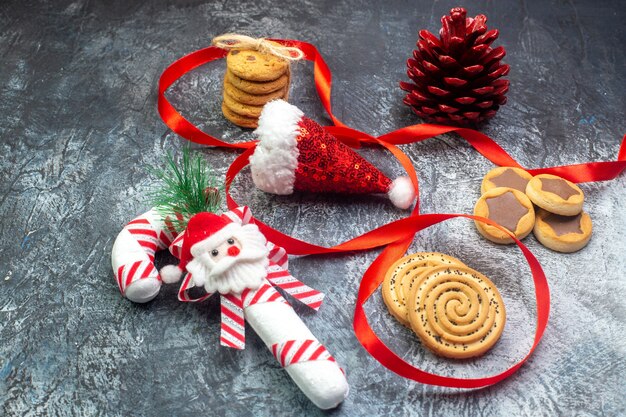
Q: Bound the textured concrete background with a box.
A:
[1,0,625,416]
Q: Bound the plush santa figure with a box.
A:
[157,209,349,409]
[249,99,416,209]
[159,212,270,292]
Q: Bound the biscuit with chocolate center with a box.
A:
[525,174,584,216]
[533,209,592,253]
[481,167,533,194]
[474,187,535,244]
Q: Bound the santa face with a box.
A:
[187,223,270,295]
[209,237,242,263]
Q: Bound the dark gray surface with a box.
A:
[1,0,625,416]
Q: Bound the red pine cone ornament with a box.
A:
[400,7,510,125]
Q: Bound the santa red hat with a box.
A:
[249,100,416,209]
[160,212,240,283]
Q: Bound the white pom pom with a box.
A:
[388,176,416,209]
[160,265,183,284]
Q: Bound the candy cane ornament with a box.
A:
[112,206,348,409]
[170,206,349,409]
[111,208,182,303]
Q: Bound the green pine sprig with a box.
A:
[148,147,222,231]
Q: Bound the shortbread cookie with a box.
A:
[226,48,289,82]
[474,187,535,244]
[226,70,290,94]
[381,252,466,327]
[224,77,287,106]
[221,102,258,129]
[481,167,533,194]
[525,174,584,216]
[533,209,592,253]
[223,90,264,118]
[407,265,506,359]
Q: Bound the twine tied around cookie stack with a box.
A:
[213,34,304,128]
[213,34,305,61]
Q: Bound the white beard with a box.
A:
[186,224,270,295]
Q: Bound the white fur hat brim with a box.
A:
[249,100,304,195]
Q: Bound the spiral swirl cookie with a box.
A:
[533,208,593,253]
[474,187,535,244]
[525,174,584,216]
[481,167,533,194]
[407,266,506,359]
[382,253,466,327]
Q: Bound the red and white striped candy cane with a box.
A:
[111,208,181,303]
[178,272,348,409]
[245,288,348,409]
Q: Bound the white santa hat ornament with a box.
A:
[160,212,241,284]
[249,100,416,209]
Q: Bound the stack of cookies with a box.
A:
[381,252,506,359]
[221,48,291,129]
[475,167,592,252]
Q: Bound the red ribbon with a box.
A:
[157,39,625,388]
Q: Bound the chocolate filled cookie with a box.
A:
[525,174,584,216]
[474,187,535,244]
[533,209,592,253]
[481,167,533,194]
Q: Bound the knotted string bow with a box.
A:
[212,33,304,61]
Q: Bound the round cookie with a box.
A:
[533,208,592,253]
[224,77,287,106]
[481,167,533,194]
[226,70,289,94]
[381,252,466,327]
[223,90,264,118]
[407,265,506,359]
[226,49,289,82]
[474,187,536,244]
[221,101,258,129]
[525,174,584,216]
